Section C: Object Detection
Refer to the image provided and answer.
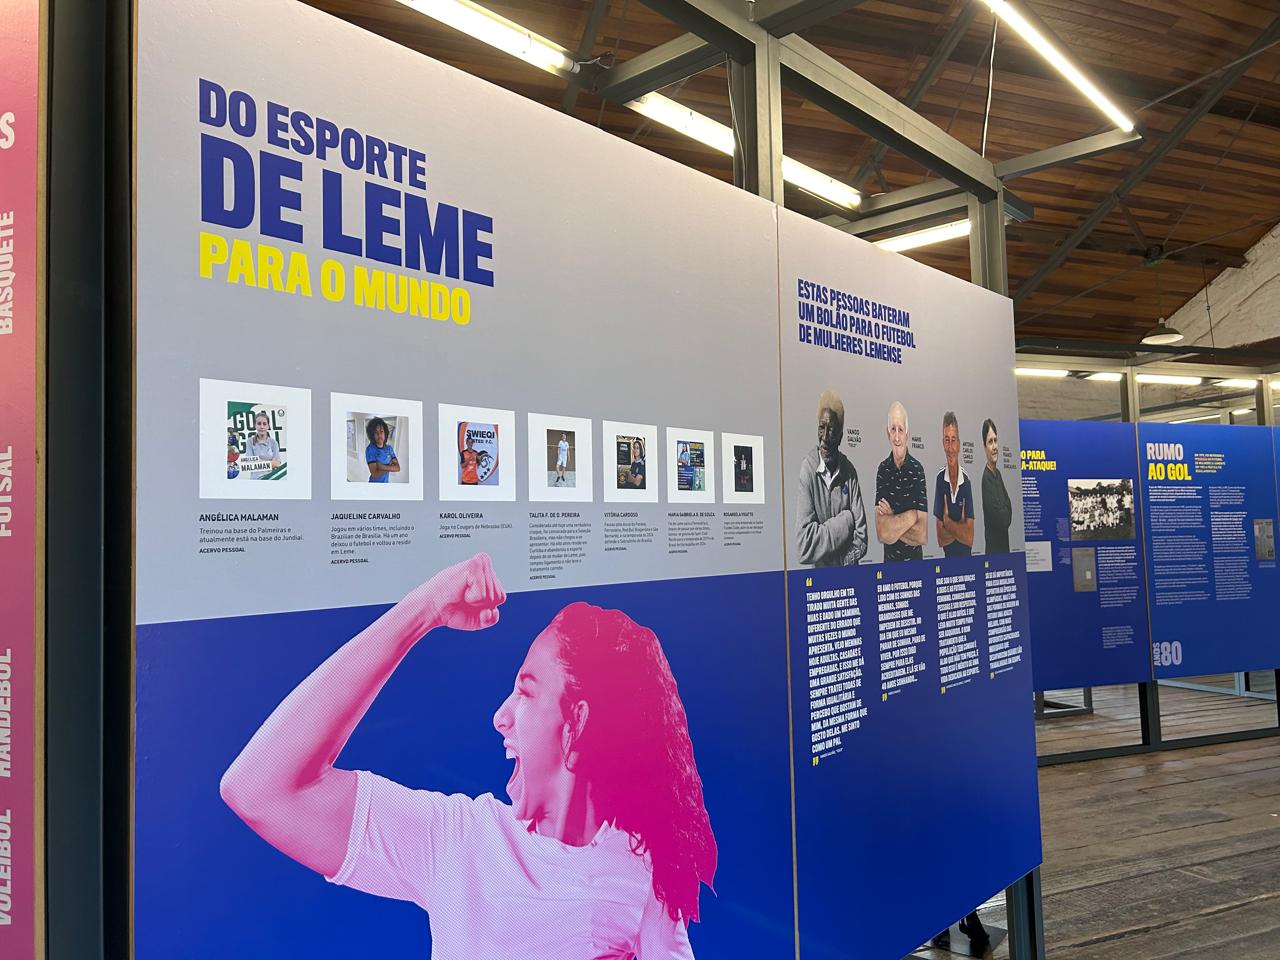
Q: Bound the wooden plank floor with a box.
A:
[1032,737,1280,958]
[911,682,1280,958]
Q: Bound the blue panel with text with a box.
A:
[1020,419,1152,690]
[789,554,1042,959]
[1138,423,1280,678]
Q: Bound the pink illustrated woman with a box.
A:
[220,553,717,959]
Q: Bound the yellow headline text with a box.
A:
[197,230,472,326]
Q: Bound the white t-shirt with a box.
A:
[558,439,570,466]
[327,771,695,960]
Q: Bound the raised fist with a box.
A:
[420,553,506,632]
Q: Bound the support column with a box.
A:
[47,0,108,957]
[971,178,1044,960]
[1256,377,1276,428]
[729,33,784,202]
[1254,378,1279,726]
[1005,868,1047,960]
[1122,370,1163,748]
[969,188,1008,296]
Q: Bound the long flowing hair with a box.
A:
[548,602,717,924]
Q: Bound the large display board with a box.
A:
[778,211,1041,958]
[1138,423,1280,678]
[134,1,1041,957]
[1021,420,1151,690]
[136,3,791,956]
[0,2,41,956]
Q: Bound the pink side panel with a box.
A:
[0,1,42,957]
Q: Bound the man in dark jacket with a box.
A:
[796,389,867,567]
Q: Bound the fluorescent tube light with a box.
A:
[782,156,862,209]
[397,0,579,74]
[1215,378,1258,389]
[1135,374,1202,386]
[979,0,1134,132]
[1015,367,1070,378]
[876,219,971,253]
[628,93,736,155]
[1232,408,1254,416]
[1170,413,1221,424]
[628,94,860,209]
[1085,371,1123,382]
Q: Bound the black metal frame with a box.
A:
[44,0,107,957]
[43,0,133,957]
[1037,672,1280,767]
[104,0,134,956]
[1035,688,1095,719]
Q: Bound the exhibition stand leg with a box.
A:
[1005,869,1047,960]
[1038,670,1280,767]
[1162,673,1276,701]
[1035,688,1095,719]
[924,914,1008,958]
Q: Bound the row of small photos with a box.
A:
[199,378,766,504]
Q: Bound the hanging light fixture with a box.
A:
[1141,260,1184,345]
[1141,318,1185,345]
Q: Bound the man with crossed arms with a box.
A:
[874,400,928,562]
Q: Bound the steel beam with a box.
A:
[994,128,1144,180]
[851,4,978,190]
[851,177,1033,219]
[594,33,726,102]
[754,0,866,35]
[835,184,1031,238]
[853,178,964,216]
[836,195,965,237]
[778,35,1000,199]
[636,0,760,61]
[1005,224,1247,268]
[614,0,864,99]
[1013,14,1280,305]
[561,0,611,113]
[1116,197,1148,247]
[729,33,785,201]
[1015,338,1280,366]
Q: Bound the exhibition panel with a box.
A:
[1020,419,1152,691]
[0,2,42,958]
[132,1,1042,957]
[1138,423,1280,679]
[779,211,1041,959]
[136,1,792,956]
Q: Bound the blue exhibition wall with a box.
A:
[789,555,1042,959]
[1020,420,1152,691]
[1138,422,1280,679]
[780,212,1041,958]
